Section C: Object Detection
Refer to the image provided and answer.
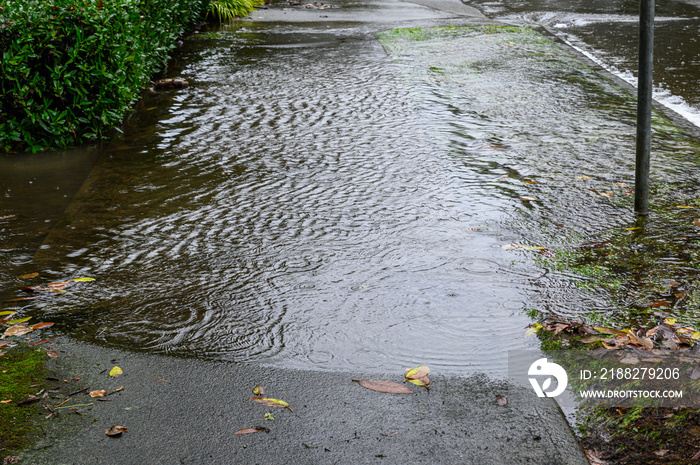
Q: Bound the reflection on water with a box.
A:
[2,14,700,375]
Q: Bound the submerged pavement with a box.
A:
[17,0,594,464]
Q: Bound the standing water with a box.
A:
[2,3,700,376]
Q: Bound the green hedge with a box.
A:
[0,0,210,152]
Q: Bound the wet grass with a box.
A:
[534,182,700,463]
[0,346,50,460]
[378,25,548,43]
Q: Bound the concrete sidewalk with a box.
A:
[18,1,591,464]
[22,338,588,465]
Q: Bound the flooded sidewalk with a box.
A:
[5,0,700,462]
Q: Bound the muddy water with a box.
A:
[2,10,700,375]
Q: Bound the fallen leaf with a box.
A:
[1,399,12,404]
[600,192,614,197]
[264,412,274,420]
[48,280,70,290]
[404,365,430,380]
[677,205,695,209]
[7,317,31,325]
[522,180,539,184]
[0,311,16,317]
[105,426,128,437]
[614,182,627,187]
[21,286,48,293]
[18,273,39,280]
[352,379,413,394]
[594,326,629,336]
[153,377,170,383]
[252,385,264,396]
[525,323,542,337]
[27,337,58,347]
[90,390,108,398]
[45,350,59,358]
[234,426,270,435]
[520,196,538,201]
[250,397,294,411]
[585,449,609,464]
[408,376,430,389]
[654,450,669,457]
[496,394,508,406]
[72,277,96,282]
[695,219,700,228]
[30,322,54,330]
[576,175,593,181]
[1,326,33,339]
[109,366,123,378]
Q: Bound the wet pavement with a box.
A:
[23,337,587,465]
[7,0,700,461]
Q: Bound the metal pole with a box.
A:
[635,0,655,215]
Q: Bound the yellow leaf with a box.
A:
[404,365,430,380]
[252,385,264,396]
[626,227,641,231]
[594,326,629,336]
[72,277,96,282]
[525,323,542,337]
[691,332,700,340]
[676,205,695,209]
[250,397,293,412]
[408,376,430,389]
[664,318,678,325]
[109,366,123,378]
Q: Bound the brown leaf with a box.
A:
[234,426,270,435]
[694,219,700,228]
[585,449,609,465]
[105,426,128,437]
[352,379,414,394]
[654,450,669,457]
[47,280,70,290]
[45,350,59,358]
[90,390,107,398]
[496,394,508,406]
[27,337,58,347]
[21,286,48,293]
[30,322,55,330]
[18,272,39,280]
[1,326,33,339]
[252,385,264,396]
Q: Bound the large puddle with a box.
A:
[2,10,700,375]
